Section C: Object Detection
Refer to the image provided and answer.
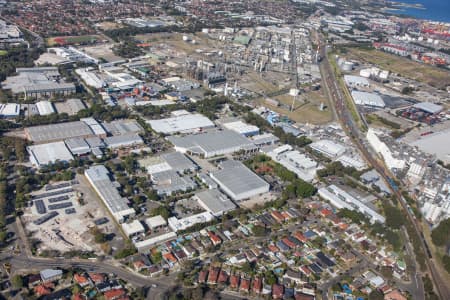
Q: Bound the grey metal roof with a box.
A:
[85,165,130,213]
[26,121,94,143]
[211,160,269,199]
[103,119,143,135]
[85,136,105,148]
[104,133,143,149]
[40,269,62,281]
[65,137,90,155]
[195,189,236,215]
[167,130,255,155]
[151,170,197,195]
[413,102,443,114]
[162,152,197,173]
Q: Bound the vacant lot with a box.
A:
[135,32,216,55]
[343,48,450,89]
[255,90,334,124]
[46,35,102,46]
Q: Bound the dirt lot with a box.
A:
[22,175,121,254]
[135,32,217,56]
[95,21,124,31]
[79,44,123,62]
[343,48,450,89]
[253,89,334,125]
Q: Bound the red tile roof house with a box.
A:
[293,232,307,243]
[34,285,51,297]
[208,231,222,246]
[88,273,105,284]
[252,277,262,294]
[198,270,208,284]
[230,274,240,290]
[207,267,219,284]
[239,278,251,293]
[320,208,332,217]
[282,237,296,249]
[272,284,284,299]
[270,211,285,223]
[217,270,229,285]
[74,273,91,287]
[104,288,126,300]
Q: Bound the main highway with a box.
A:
[318,35,450,300]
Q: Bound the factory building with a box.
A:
[319,185,385,224]
[309,140,346,158]
[122,220,145,238]
[84,165,135,223]
[194,189,236,217]
[147,111,215,134]
[36,100,55,115]
[410,128,450,164]
[351,91,385,108]
[0,103,20,118]
[413,102,443,115]
[267,145,318,182]
[367,128,406,170]
[210,160,270,201]
[167,130,257,158]
[150,170,197,196]
[104,133,144,149]
[23,83,76,99]
[64,137,91,156]
[344,75,370,88]
[27,141,74,168]
[142,152,197,175]
[222,120,260,136]
[1,67,76,99]
[25,121,97,143]
[168,211,214,232]
[135,231,177,253]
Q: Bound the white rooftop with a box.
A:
[351,91,385,108]
[145,215,167,229]
[122,220,145,237]
[147,113,215,134]
[28,141,74,167]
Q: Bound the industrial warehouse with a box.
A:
[1,67,76,99]
[210,160,270,201]
[84,165,135,223]
[167,129,257,158]
[147,111,215,134]
[318,185,385,224]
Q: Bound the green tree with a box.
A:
[431,218,450,247]
[11,275,23,289]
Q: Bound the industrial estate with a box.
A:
[0,0,449,300]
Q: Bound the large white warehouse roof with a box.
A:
[351,91,385,108]
[147,113,215,134]
[27,141,74,168]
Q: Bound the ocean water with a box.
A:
[388,0,450,23]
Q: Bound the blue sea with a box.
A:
[387,0,450,23]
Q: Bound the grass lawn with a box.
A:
[255,90,334,125]
[343,47,450,89]
[0,50,7,56]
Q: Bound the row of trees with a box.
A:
[244,112,312,148]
